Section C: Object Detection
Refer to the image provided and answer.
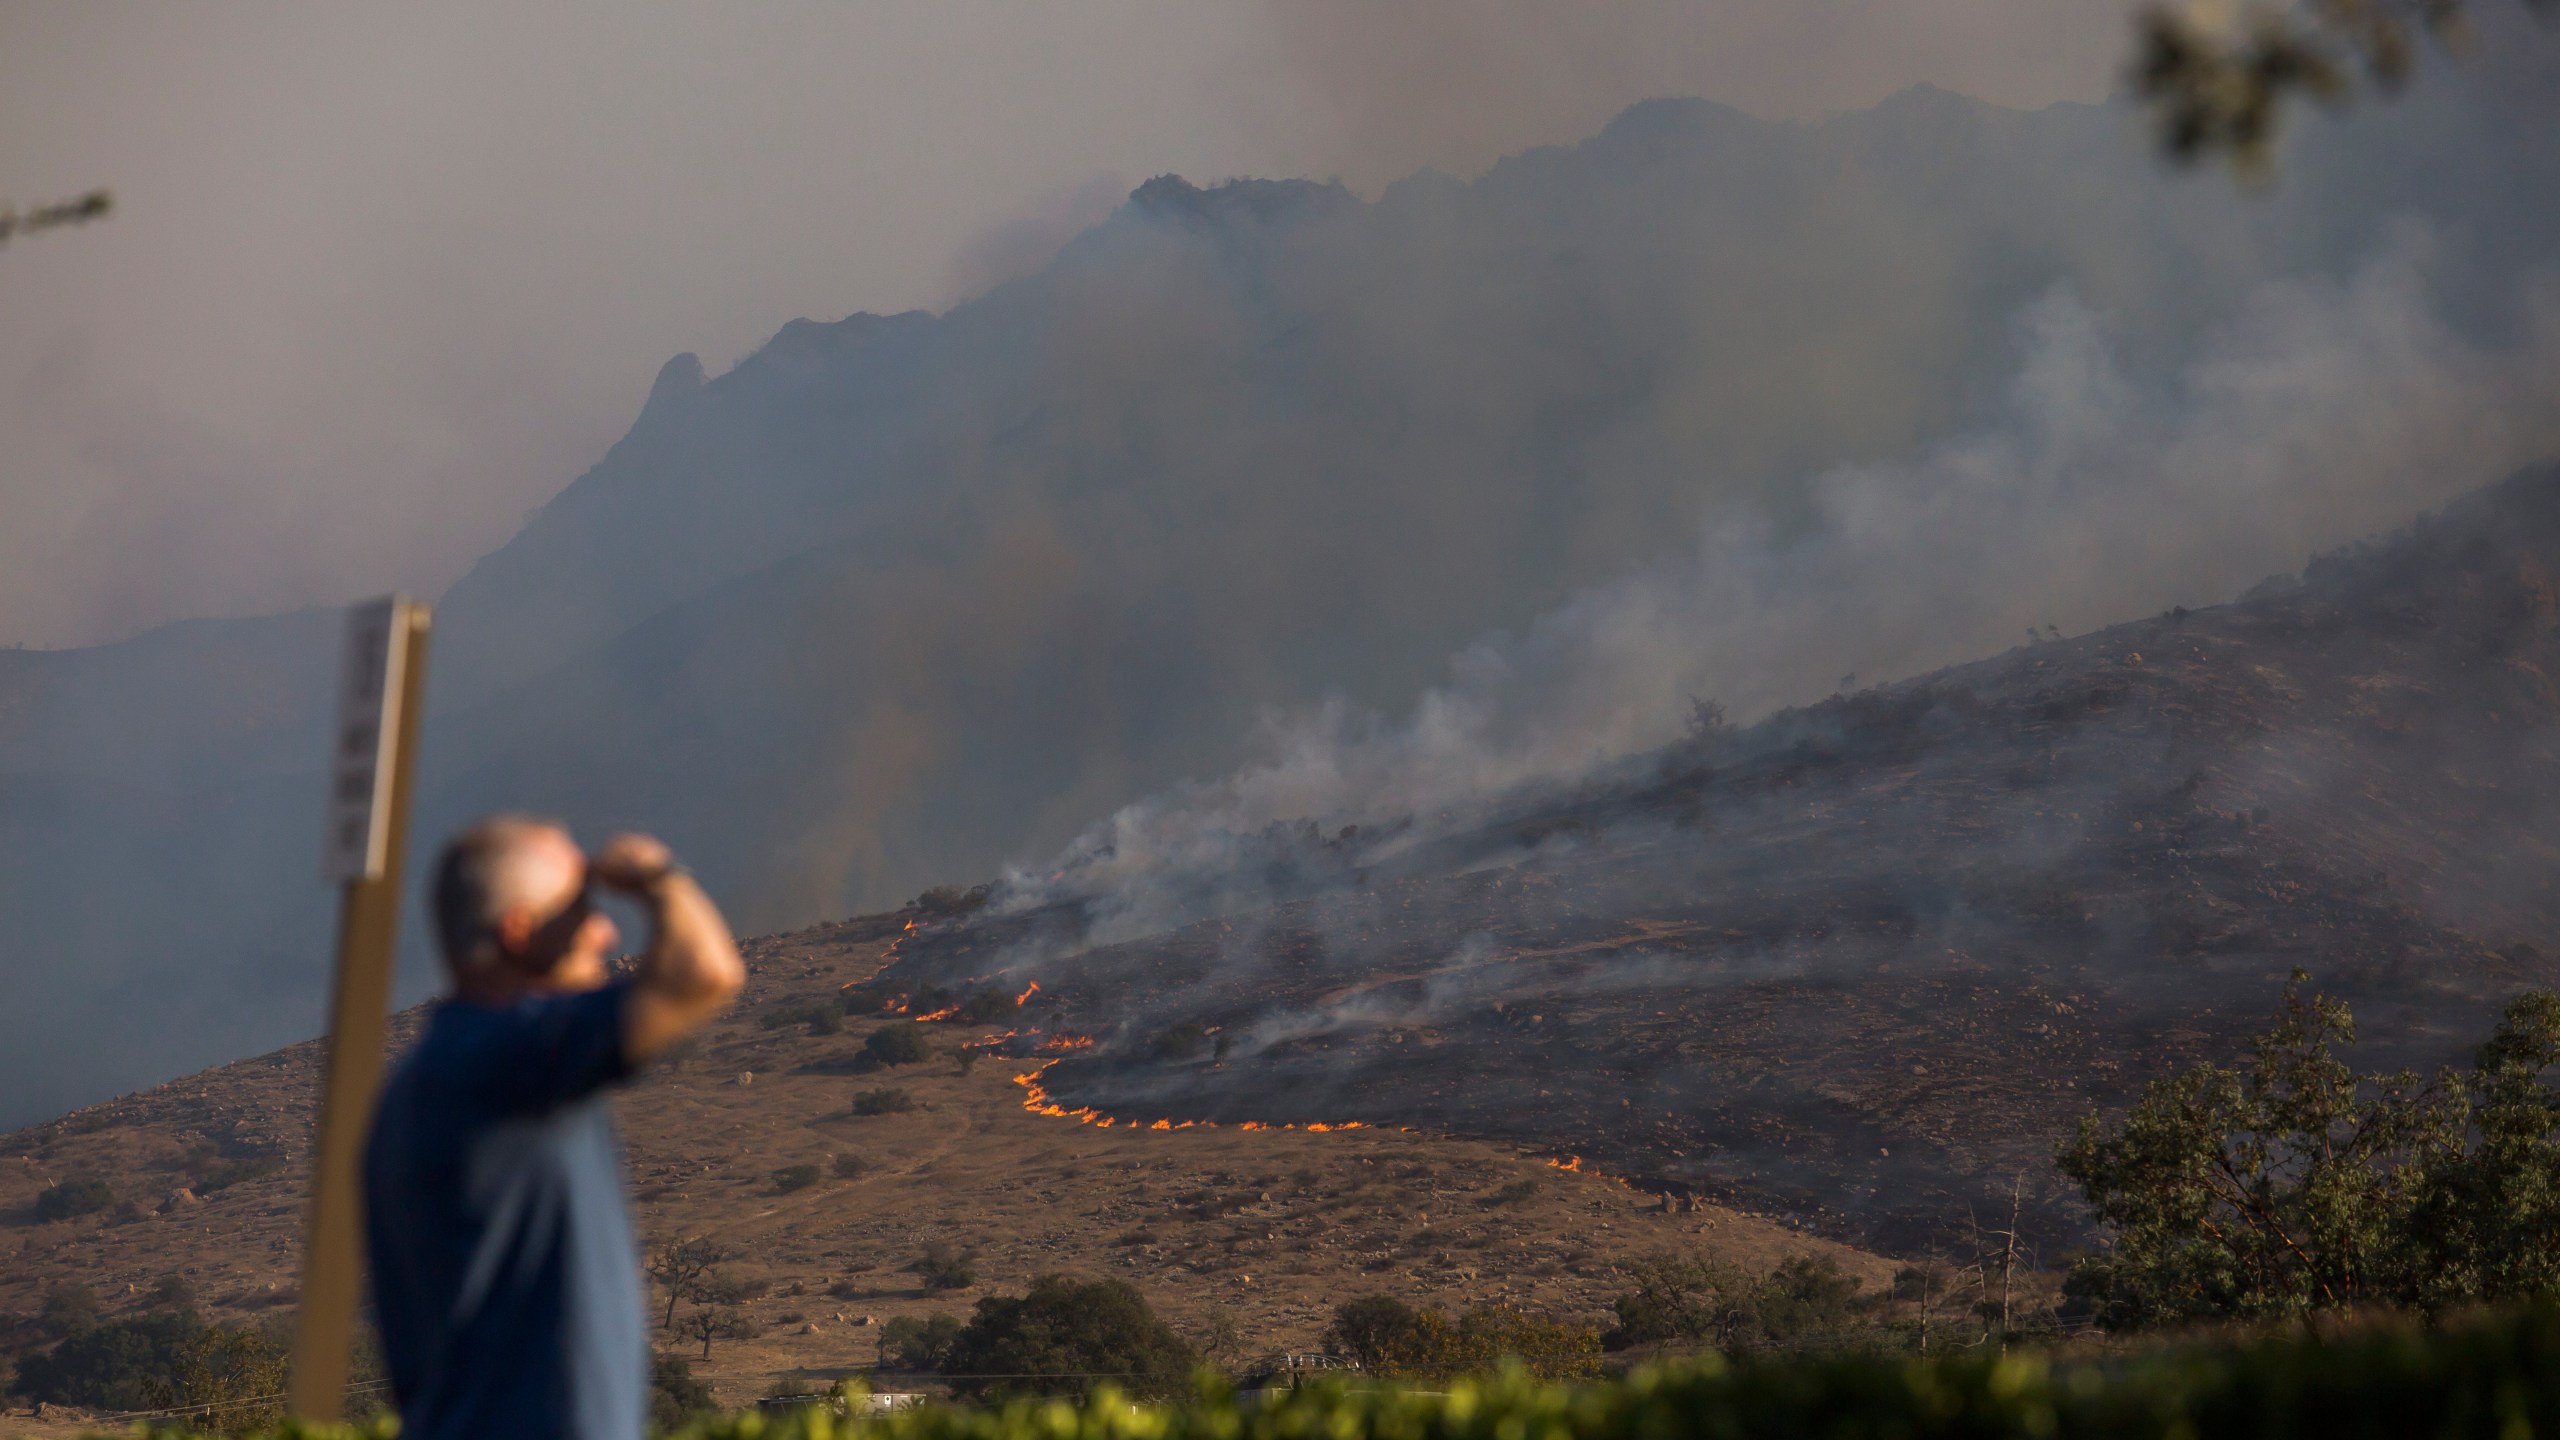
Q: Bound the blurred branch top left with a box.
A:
[0,188,113,247]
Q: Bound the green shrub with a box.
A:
[773,1164,822,1194]
[650,1351,715,1430]
[1605,1253,1874,1354]
[853,1088,916,1117]
[862,1026,931,1067]
[192,1155,282,1195]
[952,991,1018,1025]
[32,1177,113,1222]
[1324,1296,1600,1381]
[943,1275,1195,1400]
[2061,976,2560,1329]
[911,884,992,918]
[882,1313,963,1371]
[75,1304,2560,1439]
[10,1317,303,1431]
[917,1240,979,1291]
[841,983,900,1015]
[764,1001,844,1036]
[38,1282,103,1338]
[10,1310,204,1410]
[1323,1295,1422,1369]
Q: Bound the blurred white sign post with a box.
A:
[290,596,431,1422]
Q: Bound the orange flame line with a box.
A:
[1008,1061,1404,1137]
[1545,1153,1635,1189]
[842,917,922,989]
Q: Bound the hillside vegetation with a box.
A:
[68,1305,2560,1440]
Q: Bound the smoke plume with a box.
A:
[1022,225,2560,941]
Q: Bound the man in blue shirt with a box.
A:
[365,817,744,1440]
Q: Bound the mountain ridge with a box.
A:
[4,69,2556,1127]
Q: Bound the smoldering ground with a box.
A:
[893,457,2560,1248]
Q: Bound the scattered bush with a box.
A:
[152,1320,291,1431]
[853,1088,917,1117]
[911,884,993,918]
[952,990,1018,1025]
[1605,1253,1874,1354]
[832,1154,869,1179]
[678,1305,761,1361]
[1483,1178,1541,1207]
[762,1001,844,1037]
[840,983,900,1015]
[31,1177,113,1223]
[917,1240,979,1291]
[648,1352,715,1430]
[881,1312,963,1371]
[772,1164,822,1194]
[1325,1295,1600,1382]
[1193,1305,1246,1371]
[1324,1295,1424,1370]
[37,1282,102,1339]
[192,1155,282,1195]
[764,1374,818,1400]
[1684,696,1735,746]
[943,1275,1197,1400]
[862,1026,930,1068]
[7,1306,266,1404]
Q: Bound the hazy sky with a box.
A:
[0,2,2142,649]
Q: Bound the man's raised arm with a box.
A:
[592,833,745,1063]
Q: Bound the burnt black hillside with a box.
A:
[885,465,2560,1251]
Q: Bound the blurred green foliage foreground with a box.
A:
[108,1302,2560,1440]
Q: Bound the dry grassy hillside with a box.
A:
[0,915,1887,1425]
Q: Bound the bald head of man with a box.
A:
[430,814,621,998]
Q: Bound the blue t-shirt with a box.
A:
[364,981,645,1440]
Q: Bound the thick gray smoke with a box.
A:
[1240,0,2142,188]
[1020,226,2560,940]
[4,52,2559,1130]
[0,1,2143,652]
